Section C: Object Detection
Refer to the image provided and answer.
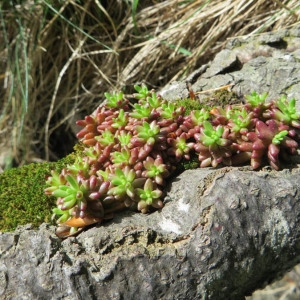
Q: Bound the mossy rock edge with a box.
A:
[0,153,76,232]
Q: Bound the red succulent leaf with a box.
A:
[256,120,277,141]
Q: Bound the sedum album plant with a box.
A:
[45,85,300,237]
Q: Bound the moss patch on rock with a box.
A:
[0,153,76,232]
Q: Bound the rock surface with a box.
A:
[2,26,300,300]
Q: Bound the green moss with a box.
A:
[176,90,240,116]
[201,90,240,107]
[180,153,200,170]
[176,98,206,115]
[0,152,76,232]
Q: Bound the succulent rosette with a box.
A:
[45,84,300,237]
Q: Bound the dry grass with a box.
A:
[0,0,299,166]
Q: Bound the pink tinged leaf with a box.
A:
[85,115,96,124]
[268,152,277,164]
[151,199,164,209]
[85,124,95,132]
[200,157,211,168]
[256,120,274,141]
[239,128,248,135]
[138,144,152,160]
[155,175,164,186]
[251,157,261,169]
[282,137,298,148]
[288,129,297,137]
[270,160,280,171]
[102,146,111,157]
[130,137,145,147]
[154,155,164,166]
[96,113,105,124]
[266,119,278,132]
[130,147,139,160]
[235,142,253,152]
[144,178,154,191]
[251,149,264,159]
[76,129,88,139]
[268,143,280,159]
[89,175,98,190]
[211,158,220,168]
[143,156,154,169]
[134,162,143,171]
[180,124,189,133]
[137,200,147,211]
[175,149,183,159]
[89,192,101,200]
[84,132,95,140]
[76,120,87,127]
[198,152,210,161]
[247,131,258,142]
[44,186,56,195]
[194,143,208,152]
[79,201,87,212]
[291,120,300,129]
[176,128,183,136]
[83,138,96,146]
[252,139,265,151]
[135,169,142,177]
[157,119,173,128]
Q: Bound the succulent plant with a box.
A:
[45,86,300,238]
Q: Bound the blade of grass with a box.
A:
[41,0,118,55]
[132,0,139,34]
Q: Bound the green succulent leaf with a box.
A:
[109,167,136,197]
[67,157,89,176]
[229,108,252,132]
[116,131,132,147]
[112,109,128,128]
[133,84,150,100]
[111,148,131,165]
[274,96,300,124]
[191,109,209,125]
[136,179,162,205]
[52,189,70,198]
[160,102,177,119]
[130,103,151,119]
[96,129,115,146]
[52,208,71,223]
[104,91,125,108]
[245,91,268,107]
[66,174,79,191]
[147,92,162,108]
[136,121,160,141]
[97,169,110,181]
[272,130,288,145]
[201,121,227,147]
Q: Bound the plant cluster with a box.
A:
[45,86,300,237]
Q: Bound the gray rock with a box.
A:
[2,26,300,300]
[161,24,300,104]
[1,168,300,299]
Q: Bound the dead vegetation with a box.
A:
[0,0,299,166]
